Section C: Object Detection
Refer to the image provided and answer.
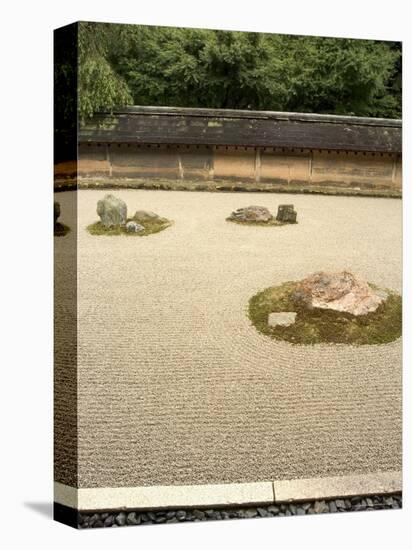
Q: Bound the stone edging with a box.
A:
[55,471,401,512]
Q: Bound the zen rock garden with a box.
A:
[54,201,70,236]
[249,270,402,345]
[87,194,172,236]
[227,204,297,225]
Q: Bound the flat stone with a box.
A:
[228,205,273,223]
[268,311,297,327]
[133,210,160,221]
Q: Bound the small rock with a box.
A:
[176,510,186,521]
[166,511,176,519]
[126,221,145,233]
[267,505,280,514]
[89,513,99,527]
[104,515,115,527]
[127,511,140,525]
[328,501,338,513]
[193,509,206,520]
[335,499,346,509]
[257,507,270,517]
[155,516,167,523]
[244,508,258,518]
[115,512,127,526]
[313,500,329,514]
[296,507,306,516]
[97,194,127,228]
[93,520,104,528]
[54,201,61,225]
[268,311,297,327]
[276,204,297,223]
[147,511,157,521]
[289,504,297,515]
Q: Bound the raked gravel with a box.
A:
[55,190,402,488]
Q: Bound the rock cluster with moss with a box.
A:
[54,201,70,236]
[87,194,172,236]
[248,271,401,345]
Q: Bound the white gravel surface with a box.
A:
[55,189,402,488]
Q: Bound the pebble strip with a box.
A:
[78,493,402,528]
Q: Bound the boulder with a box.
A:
[228,205,273,223]
[125,221,145,233]
[294,271,387,316]
[276,204,297,223]
[97,194,127,228]
[54,201,61,225]
[268,312,297,327]
[133,210,160,222]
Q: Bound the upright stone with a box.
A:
[96,194,127,228]
[276,204,297,223]
[54,201,61,226]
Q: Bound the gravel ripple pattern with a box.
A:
[55,190,402,488]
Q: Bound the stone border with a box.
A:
[55,471,401,512]
[54,493,402,529]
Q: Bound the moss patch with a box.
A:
[54,222,70,237]
[226,217,290,227]
[248,281,402,345]
[87,216,172,236]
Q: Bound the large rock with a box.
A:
[97,194,127,228]
[294,271,387,316]
[228,205,273,223]
[276,204,297,223]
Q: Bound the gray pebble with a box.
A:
[127,512,140,526]
[176,510,186,521]
[115,512,127,526]
[329,501,338,513]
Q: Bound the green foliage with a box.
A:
[78,23,402,121]
[78,22,133,123]
[248,282,402,345]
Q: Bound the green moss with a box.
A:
[54,222,70,237]
[248,281,402,345]
[226,217,290,227]
[87,217,172,236]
